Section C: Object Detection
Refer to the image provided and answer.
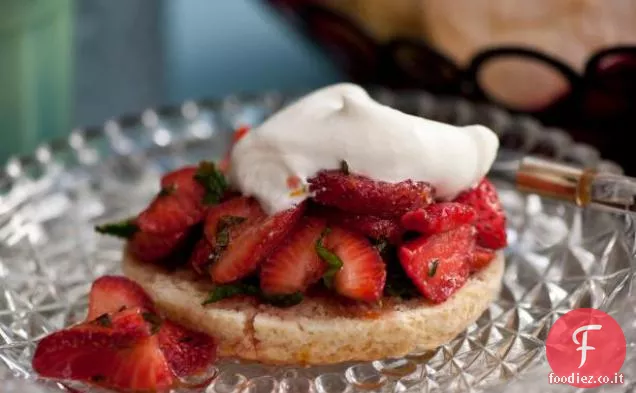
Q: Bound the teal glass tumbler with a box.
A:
[0,0,73,164]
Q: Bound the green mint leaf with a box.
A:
[315,228,343,289]
[262,292,303,308]
[202,283,259,305]
[142,312,163,335]
[194,161,228,205]
[428,259,439,277]
[94,313,113,328]
[95,218,138,239]
[215,215,247,250]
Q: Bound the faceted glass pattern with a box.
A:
[0,91,634,393]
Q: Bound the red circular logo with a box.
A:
[546,308,626,388]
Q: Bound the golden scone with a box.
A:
[122,248,504,365]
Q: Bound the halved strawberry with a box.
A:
[137,167,207,234]
[158,320,217,378]
[453,178,507,249]
[400,202,476,235]
[33,308,174,392]
[308,170,434,218]
[325,227,386,302]
[128,229,188,263]
[210,203,305,283]
[87,276,155,321]
[260,217,328,295]
[470,246,496,272]
[398,225,474,303]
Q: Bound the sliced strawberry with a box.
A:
[260,218,328,295]
[398,225,474,303]
[137,167,207,234]
[128,229,188,263]
[453,178,507,249]
[210,203,305,284]
[87,276,155,321]
[470,246,496,272]
[33,308,174,392]
[203,196,264,245]
[311,205,402,243]
[325,227,386,302]
[158,320,217,378]
[400,202,476,235]
[308,170,434,218]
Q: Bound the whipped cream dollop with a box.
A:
[228,83,499,214]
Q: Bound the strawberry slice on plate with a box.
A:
[453,178,507,249]
[87,276,155,320]
[308,169,434,218]
[400,202,476,235]
[33,307,174,392]
[210,202,305,284]
[260,217,328,295]
[398,224,475,303]
[158,320,217,378]
[324,227,386,302]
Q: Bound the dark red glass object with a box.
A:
[263,1,636,174]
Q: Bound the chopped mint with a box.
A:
[339,160,350,175]
[428,259,439,277]
[95,218,138,239]
[142,312,163,335]
[94,313,112,328]
[315,228,343,289]
[158,184,177,196]
[194,161,228,205]
[262,292,303,308]
[202,283,260,305]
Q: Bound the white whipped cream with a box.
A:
[228,83,499,214]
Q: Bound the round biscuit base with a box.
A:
[122,249,504,365]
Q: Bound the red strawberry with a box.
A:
[137,167,207,234]
[311,205,402,243]
[87,276,155,320]
[400,202,476,235]
[470,247,496,271]
[158,320,217,378]
[398,225,475,303]
[33,308,174,392]
[210,203,305,284]
[308,170,434,218]
[453,178,507,249]
[326,227,386,302]
[128,229,188,263]
[260,218,328,295]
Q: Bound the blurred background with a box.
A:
[1,0,636,173]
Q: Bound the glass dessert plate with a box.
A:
[0,90,634,393]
